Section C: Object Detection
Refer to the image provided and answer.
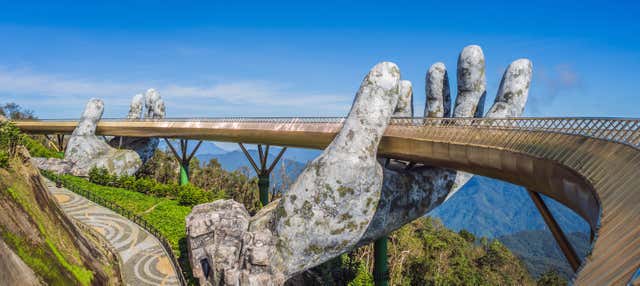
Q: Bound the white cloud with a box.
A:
[0,67,352,117]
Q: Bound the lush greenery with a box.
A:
[536,270,568,286]
[48,172,196,283]
[499,229,589,280]
[0,121,21,168]
[302,217,536,286]
[139,149,263,213]
[0,123,117,285]
[88,167,226,206]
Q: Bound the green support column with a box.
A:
[179,163,189,186]
[258,174,270,206]
[374,236,389,286]
[238,143,287,208]
[165,138,202,187]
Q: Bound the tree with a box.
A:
[536,270,567,286]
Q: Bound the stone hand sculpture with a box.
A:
[108,89,165,162]
[185,45,533,285]
[34,89,165,176]
[362,46,533,243]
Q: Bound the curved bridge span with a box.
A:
[15,117,640,285]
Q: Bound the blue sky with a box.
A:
[0,0,639,120]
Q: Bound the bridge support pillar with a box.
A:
[44,134,66,154]
[165,139,203,186]
[527,189,581,271]
[238,143,287,207]
[374,236,389,286]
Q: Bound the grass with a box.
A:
[1,167,95,285]
[52,173,197,284]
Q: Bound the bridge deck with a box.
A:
[15,117,640,285]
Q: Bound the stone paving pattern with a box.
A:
[44,178,180,286]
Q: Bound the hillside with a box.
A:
[197,150,307,192]
[0,122,120,285]
[297,217,537,285]
[429,175,590,238]
[499,230,590,279]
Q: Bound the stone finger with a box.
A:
[425,62,451,118]
[486,59,533,118]
[275,62,401,275]
[73,98,104,136]
[127,94,144,119]
[393,80,413,117]
[453,45,486,118]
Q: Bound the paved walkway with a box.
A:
[44,178,180,286]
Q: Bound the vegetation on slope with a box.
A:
[499,229,590,280]
[298,217,536,286]
[0,121,119,285]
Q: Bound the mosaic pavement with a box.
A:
[44,178,180,286]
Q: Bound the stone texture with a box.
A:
[109,89,164,163]
[127,93,144,119]
[186,47,533,285]
[425,62,451,117]
[453,45,486,118]
[393,80,413,117]
[57,99,142,176]
[0,237,43,286]
[275,62,400,276]
[30,157,74,175]
[186,200,285,286]
[487,59,533,118]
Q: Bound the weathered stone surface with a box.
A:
[30,157,74,175]
[127,93,144,119]
[109,89,164,163]
[0,237,43,286]
[62,99,141,176]
[35,98,142,176]
[275,62,400,275]
[393,80,413,117]
[487,59,533,118]
[186,199,285,286]
[425,62,451,117]
[186,47,533,285]
[453,45,486,118]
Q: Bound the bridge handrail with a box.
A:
[40,170,188,286]
[17,117,640,149]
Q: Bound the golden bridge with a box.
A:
[15,117,640,285]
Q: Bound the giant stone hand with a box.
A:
[108,88,165,162]
[34,89,165,176]
[61,98,143,176]
[185,45,533,285]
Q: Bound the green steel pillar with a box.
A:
[374,236,389,286]
[179,163,189,186]
[164,139,202,187]
[258,174,270,206]
[238,143,287,208]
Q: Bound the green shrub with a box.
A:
[459,229,476,243]
[177,184,210,206]
[133,178,157,194]
[536,270,567,286]
[0,121,21,155]
[21,135,64,159]
[88,167,114,186]
[0,150,9,168]
[87,167,225,206]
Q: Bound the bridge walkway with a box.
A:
[43,178,180,286]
